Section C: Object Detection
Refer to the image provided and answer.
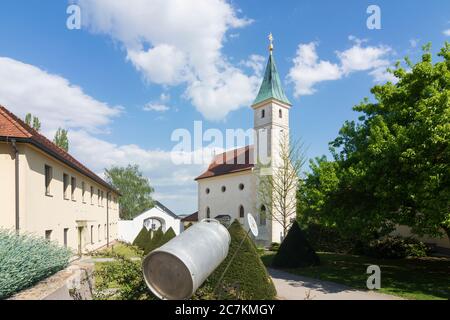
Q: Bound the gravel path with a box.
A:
[269,268,403,300]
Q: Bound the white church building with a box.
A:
[195,38,295,245]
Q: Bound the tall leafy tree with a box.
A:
[105,165,154,220]
[53,128,69,152]
[24,113,41,131]
[299,43,450,244]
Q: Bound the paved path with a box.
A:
[269,268,403,300]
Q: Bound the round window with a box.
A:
[221,186,226,192]
[239,183,244,190]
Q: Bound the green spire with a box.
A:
[253,53,291,106]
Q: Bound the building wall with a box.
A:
[118,206,182,243]
[0,142,17,230]
[0,142,119,253]
[392,225,450,249]
[198,170,257,227]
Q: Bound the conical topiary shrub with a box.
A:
[155,227,176,248]
[144,227,164,254]
[198,220,276,300]
[132,227,149,250]
[272,221,320,268]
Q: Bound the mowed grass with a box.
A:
[261,252,450,300]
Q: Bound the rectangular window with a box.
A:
[90,186,94,205]
[45,230,52,240]
[98,189,100,206]
[104,224,107,239]
[45,165,53,196]
[64,228,69,248]
[71,177,76,201]
[90,225,94,244]
[63,174,69,200]
[81,182,86,203]
[98,225,101,242]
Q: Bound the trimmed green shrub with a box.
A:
[132,227,150,250]
[155,227,176,248]
[196,220,276,300]
[144,228,164,254]
[361,236,430,259]
[0,229,72,299]
[272,221,320,268]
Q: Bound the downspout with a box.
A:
[106,191,110,248]
[10,139,19,234]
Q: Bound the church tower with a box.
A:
[252,33,292,170]
[252,34,294,244]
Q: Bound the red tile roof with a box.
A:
[0,105,117,193]
[181,211,198,222]
[195,145,254,181]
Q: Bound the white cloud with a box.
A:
[288,38,394,97]
[338,43,391,75]
[143,103,170,112]
[0,56,200,214]
[287,42,342,96]
[0,57,121,133]
[443,29,450,36]
[77,0,259,121]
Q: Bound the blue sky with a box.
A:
[0,0,449,214]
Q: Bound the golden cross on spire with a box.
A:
[268,32,274,54]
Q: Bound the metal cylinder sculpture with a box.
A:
[142,219,231,300]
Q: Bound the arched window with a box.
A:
[206,207,210,219]
[206,188,210,194]
[261,109,265,118]
[221,186,226,192]
[279,109,282,118]
[239,205,245,218]
[239,183,244,190]
[260,205,267,226]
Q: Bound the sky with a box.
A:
[0,0,449,215]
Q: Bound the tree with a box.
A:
[105,165,154,220]
[299,43,450,244]
[24,113,41,131]
[258,133,306,240]
[53,128,69,152]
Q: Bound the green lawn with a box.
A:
[261,252,450,300]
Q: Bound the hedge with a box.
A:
[144,228,164,254]
[132,227,150,250]
[272,221,320,268]
[0,229,72,299]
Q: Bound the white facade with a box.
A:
[118,201,182,244]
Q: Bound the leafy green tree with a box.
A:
[299,43,450,244]
[105,165,154,220]
[53,128,69,152]
[24,113,41,131]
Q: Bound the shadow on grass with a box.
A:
[262,251,450,300]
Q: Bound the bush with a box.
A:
[0,229,72,299]
[144,228,164,255]
[94,254,155,300]
[155,227,176,249]
[361,236,430,259]
[269,242,280,252]
[272,221,320,268]
[302,223,356,254]
[196,220,276,300]
[132,227,151,250]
